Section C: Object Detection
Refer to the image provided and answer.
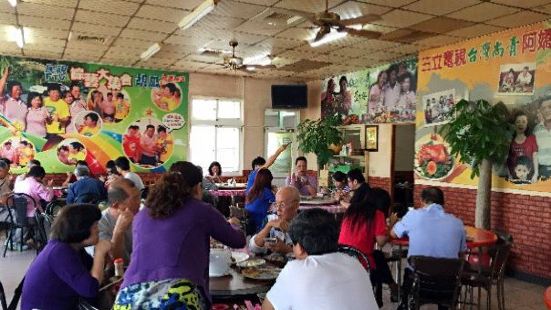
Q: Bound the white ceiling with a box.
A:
[0,0,549,81]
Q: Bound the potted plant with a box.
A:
[296,115,343,169]
[440,99,512,229]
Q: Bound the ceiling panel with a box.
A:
[195,14,246,30]
[171,60,209,71]
[356,0,417,8]
[275,24,315,41]
[533,3,551,13]
[99,56,137,67]
[372,9,433,28]
[66,40,111,52]
[18,15,72,30]
[409,17,474,34]
[127,17,176,33]
[23,0,78,8]
[0,12,16,24]
[447,3,519,22]
[18,2,75,20]
[234,0,280,5]
[74,10,130,27]
[71,22,122,37]
[489,0,551,8]
[0,2,13,13]
[145,0,204,10]
[24,38,66,51]
[25,27,69,40]
[485,11,550,28]
[448,24,505,38]
[112,37,155,49]
[119,28,167,42]
[331,1,392,19]
[414,35,464,48]
[274,0,344,13]
[78,0,140,16]
[135,4,190,23]
[404,0,481,16]
[212,0,266,19]
[24,50,62,59]
[234,19,293,36]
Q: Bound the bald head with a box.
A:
[275,186,300,222]
[277,186,300,203]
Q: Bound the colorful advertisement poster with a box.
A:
[415,21,551,194]
[0,55,188,174]
[321,58,417,124]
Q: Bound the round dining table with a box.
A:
[299,197,346,214]
[545,286,551,309]
[209,267,274,297]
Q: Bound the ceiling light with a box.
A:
[287,15,302,25]
[7,0,16,7]
[178,0,218,30]
[309,30,347,48]
[246,66,256,71]
[140,43,161,61]
[9,26,24,48]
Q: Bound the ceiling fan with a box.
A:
[221,40,276,72]
[282,0,383,43]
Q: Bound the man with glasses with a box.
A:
[249,187,299,255]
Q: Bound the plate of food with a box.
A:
[237,258,266,268]
[241,266,282,280]
[414,134,455,181]
[231,251,250,264]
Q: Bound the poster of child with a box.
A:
[0,138,36,167]
[75,111,102,137]
[57,139,87,166]
[151,82,181,111]
[123,118,174,168]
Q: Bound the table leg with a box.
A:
[397,244,402,300]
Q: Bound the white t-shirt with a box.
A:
[267,252,378,310]
[124,171,145,191]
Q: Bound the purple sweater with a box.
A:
[121,198,246,300]
[21,240,98,310]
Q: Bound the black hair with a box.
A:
[106,160,118,175]
[0,158,10,166]
[69,82,81,92]
[339,76,348,84]
[332,171,346,183]
[26,92,42,108]
[27,165,46,179]
[387,63,399,76]
[76,160,88,167]
[368,187,391,216]
[7,81,22,95]
[115,156,130,171]
[50,204,101,243]
[0,160,8,170]
[4,141,11,145]
[165,83,177,95]
[146,124,155,130]
[347,168,365,184]
[421,186,444,205]
[511,110,531,137]
[116,93,124,99]
[251,156,266,169]
[106,92,113,96]
[58,145,69,152]
[514,156,533,178]
[29,159,41,166]
[397,71,412,84]
[289,208,338,255]
[208,161,222,176]
[47,83,61,92]
[157,125,167,133]
[70,142,84,151]
[85,112,99,123]
[295,156,307,165]
[344,186,385,231]
[19,140,28,146]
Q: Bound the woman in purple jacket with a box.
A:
[114,161,246,309]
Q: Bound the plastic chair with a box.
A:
[34,211,54,254]
[408,256,464,310]
[338,244,371,272]
[461,235,512,310]
[0,280,7,310]
[3,193,38,257]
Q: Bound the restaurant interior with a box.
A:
[0,0,550,309]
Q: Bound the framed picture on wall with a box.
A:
[365,125,379,152]
[497,63,536,95]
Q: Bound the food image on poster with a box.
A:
[415,134,455,181]
[122,118,174,169]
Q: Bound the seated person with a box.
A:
[244,169,275,233]
[0,159,12,205]
[341,168,370,208]
[102,159,121,188]
[249,186,299,255]
[331,171,350,202]
[115,156,145,191]
[285,156,317,196]
[262,208,379,310]
[66,166,107,204]
[21,204,111,310]
[13,165,54,217]
[98,179,140,263]
[189,165,217,205]
[390,186,466,310]
[205,161,223,183]
[246,143,290,192]
[62,160,91,187]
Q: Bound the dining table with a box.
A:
[390,225,498,299]
[209,266,274,298]
[299,197,347,215]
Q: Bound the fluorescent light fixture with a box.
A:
[9,26,24,48]
[7,0,16,7]
[309,30,347,48]
[287,15,302,25]
[140,43,161,61]
[178,0,217,30]
[246,66,256,71]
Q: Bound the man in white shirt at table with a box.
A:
[262,208,378,310]
[516,66,532,87]
[390,186,466,310]
[249,187,299,255]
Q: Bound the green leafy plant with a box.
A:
[297,115,343,169]
[440,99,512,229]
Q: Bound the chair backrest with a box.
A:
[34,211,54,252]
[490,240,512,280]
[338,245,371,272]
[409,256,464,307]
[6,193,37,226]
[0,280,7,310]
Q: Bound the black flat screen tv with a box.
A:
[271,84,308,109]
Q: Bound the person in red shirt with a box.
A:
[123,125,141,163]
[338,187,398,307]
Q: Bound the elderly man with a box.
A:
[286,156,317,196]
[66,166,107,204]
[534,97,551,179]
[98,178,141,262]
[249,187,299,255]
[263,209,378,310]
[390,186,466,310]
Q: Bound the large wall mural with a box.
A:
[0,56,188,174]
[415,20,551,194]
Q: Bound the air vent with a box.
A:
[76,35,106,44]
[200,49,223,57]
[265,11,293,21]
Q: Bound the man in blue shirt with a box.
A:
[246,143,290,192]
[390,186,466,310]
[66,166,107,204]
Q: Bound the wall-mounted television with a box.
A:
[271,84,308,109]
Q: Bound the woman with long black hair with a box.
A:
[245,168,275,232]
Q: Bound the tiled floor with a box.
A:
[0,239,547,310]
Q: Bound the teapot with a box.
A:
[209,248,232,277]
